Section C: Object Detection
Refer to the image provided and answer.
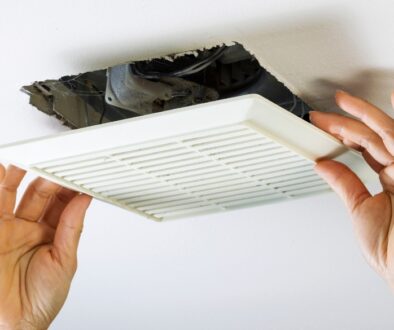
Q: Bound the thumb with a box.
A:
[53,194,92,268]
[315,160,371,214]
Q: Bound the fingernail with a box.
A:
[308,110,319,123]
[80,193,93,205]
[313,163,324,176]
[336,89,349,95]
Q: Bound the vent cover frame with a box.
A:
[0,95,375,221]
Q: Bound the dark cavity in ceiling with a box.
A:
[22,43,311,129]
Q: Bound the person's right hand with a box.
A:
[310,90,394,290]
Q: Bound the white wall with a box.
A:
[1,1,394,329]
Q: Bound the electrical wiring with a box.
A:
[131,46,227,79]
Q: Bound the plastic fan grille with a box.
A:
[31,123,328,220]
[0,95,375,221]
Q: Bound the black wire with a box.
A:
[100,95,107,124]
[131,46,227,79]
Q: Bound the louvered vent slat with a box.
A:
[28,122,331,220]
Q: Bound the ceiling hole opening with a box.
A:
[22,42,311,129]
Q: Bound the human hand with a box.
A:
[310,90,394,290]
[0,165,92,330]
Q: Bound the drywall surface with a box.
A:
[1,1,394,329]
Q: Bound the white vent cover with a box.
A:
[0,95,375,221]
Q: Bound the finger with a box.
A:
[53,194,92,267]
[15,177,61,221]
[379,164,394,193]
[310,111,394,166]
[41,188,78,229]
[342,138,364,152]
[314,160,371,214]
[0,164,5,182]
[337,140,385,173]
[391,91,394,110]
[0,165,26,217]
[311,113,384,172]
[362,150,384,173]
[335,90,394,155]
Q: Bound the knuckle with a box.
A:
[336,124,345,137]
[380,128,394,141]
[383,164,394,177]
[0,184,17,193]
[359,133,379,149]
[56,192,71,205]
[30,184,51,199]
[358,137,371,149]
[379,167,394,186]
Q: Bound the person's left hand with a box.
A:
[0,164,92,330]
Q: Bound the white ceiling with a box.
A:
[1,1,394,329]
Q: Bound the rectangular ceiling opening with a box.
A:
[22,43,311,129]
